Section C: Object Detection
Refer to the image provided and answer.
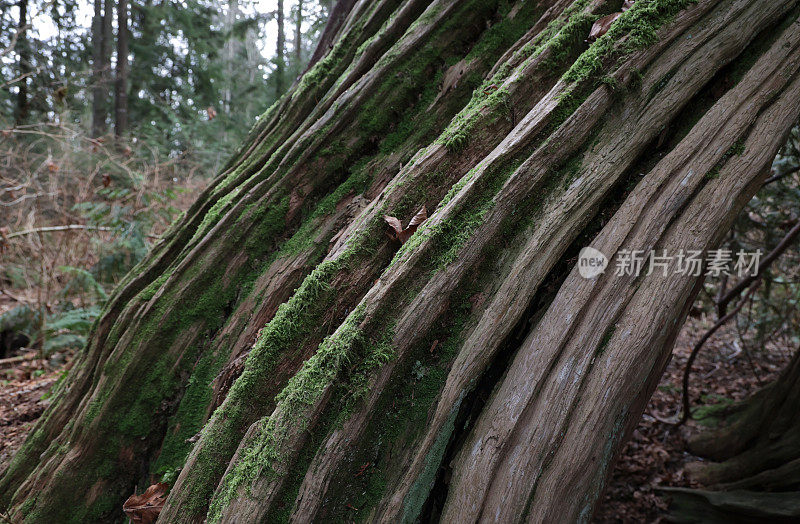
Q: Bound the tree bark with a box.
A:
[664,349,800,521]
[223,0,239,114]
[295,0,303,65]
[14,0,29,126]
[687,348,800,489]
[275,0,286,97]
[91,0,110,137]
[114,0,129,138]
[3,0,800,522]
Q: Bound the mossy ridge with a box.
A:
[14,172,304,521]
[79,6,624,516]
[150,345,231,484]
[149,0,514,512]
[17,0,700,520]
[392,96,600,276]
[205,305,378,522]
[186,0,488,252]
[172,258,344,517]
[306,128,615,522]
[357,0,502,140]
[309,195,532,521]
[199,0,531,455]
[438,0,595,152]
[563,0,699,86]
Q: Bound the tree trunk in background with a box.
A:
[295,0,303,65]
[223,0,239,114]
[102,0,113,112]
[114,0,129,138]
[275,0,286,97]
[3,0,800,522]
[14,0,29,126]
[305,0,355,71]
[91,0,108,137]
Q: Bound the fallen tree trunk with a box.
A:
[3,0,800,522]
[664,349,800,521]
[687,348,800,491]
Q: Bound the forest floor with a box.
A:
[594,314,792,522]
[0,300,792,521]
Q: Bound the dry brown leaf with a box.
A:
[384,206,427,244]
[102,173,111,188]
[383,215,404,238]
[122,482,169,523]
[407,206,427,228]
[588,12,621,42]
[0,226,8,253]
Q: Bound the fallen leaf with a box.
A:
[588,12,621,42]
[122,482,169,523]
[384,206,427,244]
[102,173,111,188]
[0,226,8,253]
[384,215,403,237]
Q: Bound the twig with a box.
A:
[0,191,57,206]
[0,288,23,302]
[0,353,36,369]
[763,165,800,186]
[672,281,761,426]
[717,218,800,315]
[0,24,29,58]
[4,224,160,240]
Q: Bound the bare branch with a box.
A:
[717,218,800,315]
[3,224,161,240]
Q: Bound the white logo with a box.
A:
[578,247,608,279]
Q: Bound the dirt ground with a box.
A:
[0,302,792,521]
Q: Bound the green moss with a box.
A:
[138,270,172,301]
[564,0,698,85]
[401,406,459,522]
[438,0,596,152]
[207,305,373,522]
[175,258,344,517]
[151,347,229,483]
[692,397,736,427]
[704,136,747,181]
[19,496,35,517]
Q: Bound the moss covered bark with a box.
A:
[3,0,800,522]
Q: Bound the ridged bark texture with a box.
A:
[3,0,800,522]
